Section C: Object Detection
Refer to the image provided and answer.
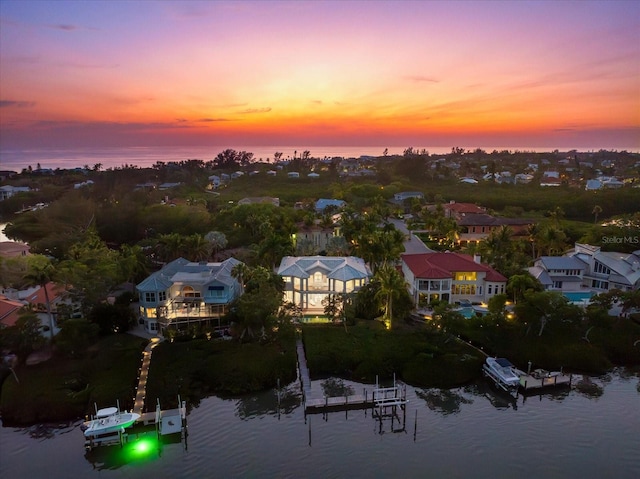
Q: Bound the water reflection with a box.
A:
[416,387,474,415]
[574,376,605,399]
[234,384,302,419]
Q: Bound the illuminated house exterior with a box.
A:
[401,252,507,306]
[277,256,371,313]
[136,257,243,334]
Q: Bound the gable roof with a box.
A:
[402,252,507,282]
[277,256,371,281]
[537,256,586,270]
[0,296,24,328]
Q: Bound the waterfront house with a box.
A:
[567,243,640,292]
[401,252,507,306]
[528,256,586,292]
[529,243,640,295]
[277,256,371,314]
[136,257,243,335]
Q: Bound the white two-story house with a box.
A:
[277,256,371,314]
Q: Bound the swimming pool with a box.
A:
[563,291,595,303]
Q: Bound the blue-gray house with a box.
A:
[136,257,243,335]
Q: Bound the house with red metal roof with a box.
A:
[401,252,507,307]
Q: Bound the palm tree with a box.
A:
[592,205,602,224]
[119,244,149,294]
[526,223,540,259]
[156,233,185,263]
[24,260,56,340]
[540,226,568,256]
[185,234,213,262]
[374,265,406,330]
[507,273,540,304]
[231,262,250,294]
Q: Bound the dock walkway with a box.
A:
[295,337,406,414]
[132,337,162,415]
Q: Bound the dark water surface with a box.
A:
[2,371,639,478]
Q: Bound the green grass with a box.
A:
[1,334,146,425]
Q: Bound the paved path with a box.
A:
[388,218,434,254]
[132,337,162,415]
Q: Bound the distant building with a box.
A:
[393,191,424,202]
[456,213,534,244]
[315,198,346,213]
[238,197,280,206]
[0,185,30,201]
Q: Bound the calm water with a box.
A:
[1,371,639,478]
[0,145,595,173]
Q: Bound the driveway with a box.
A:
[388,218,433,254]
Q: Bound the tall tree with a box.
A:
[592,205,602,224]
[23,258,56,340]
[374,265,407,330]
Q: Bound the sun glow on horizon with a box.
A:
[0,0,638,150]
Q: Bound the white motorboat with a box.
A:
[482,357,521,393]
[83,406,140,438]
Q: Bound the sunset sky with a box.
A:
[1,0,639,151]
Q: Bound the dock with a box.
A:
[519,369,573,391]
[296,338,407,415]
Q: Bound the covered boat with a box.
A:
[482,357,521,393]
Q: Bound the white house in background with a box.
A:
[277,256,371,314]
[136,257,243,334]
[528,256,586,292]
[401,252,507,306]
[393,191,424,202]
[529,243,640,294]
[0,185,31,201]
[0,282,78,337]
[74,180,94,189]
[567,243,640,292]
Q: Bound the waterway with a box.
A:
[1,371,639,478]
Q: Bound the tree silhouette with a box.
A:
[592,205,602,224]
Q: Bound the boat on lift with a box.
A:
[83,406,140,438]
[482,357,521,393]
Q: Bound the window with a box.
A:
[144,292,156,303]
[553,281,563,288]
[158,291,166,302]
[183,286,200,298]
